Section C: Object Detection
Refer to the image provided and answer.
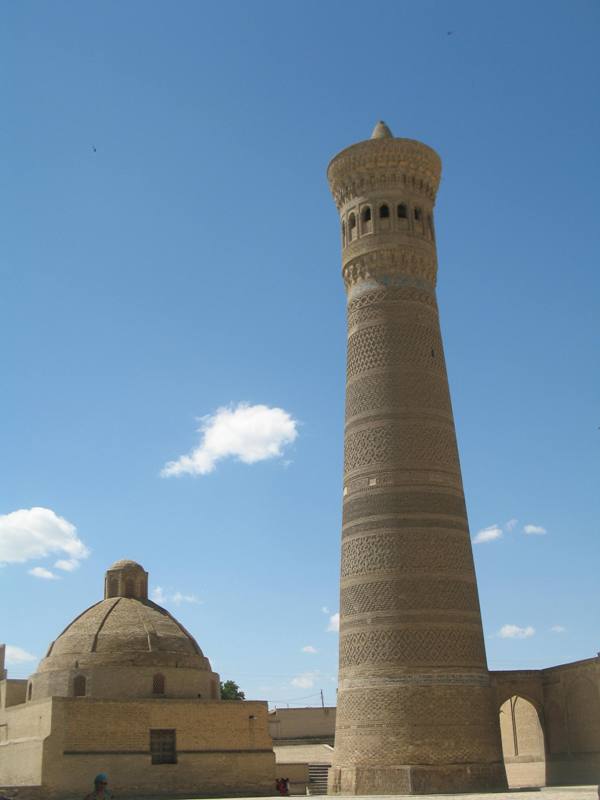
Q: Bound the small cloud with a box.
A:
[473,524,503,544]
[5,645,36,664]
[152,586,200,606]
[29,566,59,580]
[321,606,330,615]
[55,558,80,572]
[291,672,318,689]
[161,402,298,477]
[505,518,518,532]
[524,524,547,535]
[171,591,201,606]
[151,586,166,604]
[551,625,566,633]
[327,612,340,632]
[499,624,535,639]
[302,645,318,654]
[0,507,89,570]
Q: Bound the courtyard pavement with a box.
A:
[192,790,598,800]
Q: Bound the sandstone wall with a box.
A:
[0,696,53,785]
[42,697,275,797]
[269,707,335,743]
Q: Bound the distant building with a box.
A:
[0,560,275,798]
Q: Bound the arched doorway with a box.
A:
[499,695,546,788]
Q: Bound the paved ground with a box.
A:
[194,790,598,800]
[301,791,597,800]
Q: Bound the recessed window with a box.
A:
[150,729,177,765]
[27,683,33,701]
[348,213,356,231]
[397,204,407,219]
[379,204,390,219]
[153,674,165,695]
[361,206,372,223]
[414,207,422,221]
[341,221,346,246]
[73,675,86,697]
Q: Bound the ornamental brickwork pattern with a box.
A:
[346,322,445,380]
[340,577,480,616]
[340,529,474,578]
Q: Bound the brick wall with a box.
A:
[43,697,276,796]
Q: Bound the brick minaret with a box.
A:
[327,122,507,795]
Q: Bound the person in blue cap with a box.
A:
[84,773,113,800]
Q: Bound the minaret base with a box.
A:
[328,762,508,795]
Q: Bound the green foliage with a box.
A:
[220,679,245,700]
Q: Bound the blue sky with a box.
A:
[2,1,599,705]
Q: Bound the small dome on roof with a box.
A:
[371,120,394,139]
[109,559,144,570]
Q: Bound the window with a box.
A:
[348,213,356,231]
[341,220,346,246]
[153,673,165,695]
[73,675,86,697]
[27,683,32,701]
[397,204,407,219]
[414,207,422,221]
[150,729,177,764]
[361,206,371,223]
[379,204,390,219]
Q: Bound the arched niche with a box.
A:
[499,695,546,788]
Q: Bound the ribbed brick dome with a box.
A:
[29,560,220,701]
[41,596,207,665]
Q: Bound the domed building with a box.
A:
[30,559,220,703]
[0,561,275,798]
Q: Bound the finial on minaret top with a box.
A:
[371,120,393,139]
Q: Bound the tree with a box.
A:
[220,679,245,700]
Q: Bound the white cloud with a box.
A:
[499,624,535,639]
[291,672,318,689]
[327,612,340,632]
[161,403,298,477]
[505,518,518,532]
[302,645,318,654]
[55,558,80,572]
[321,606,330,615]
[473,524,503,544]
[524,524,547,535]
[551,625,566,633]
[171,591,200,606]
[151,586,200,606]
[152,586,166,603]
[0,508,89,573]
[5,645,36,665]
[29,566,59,580]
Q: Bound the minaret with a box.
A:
[327,123,507,795]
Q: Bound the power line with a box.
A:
[266,691,322,703]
